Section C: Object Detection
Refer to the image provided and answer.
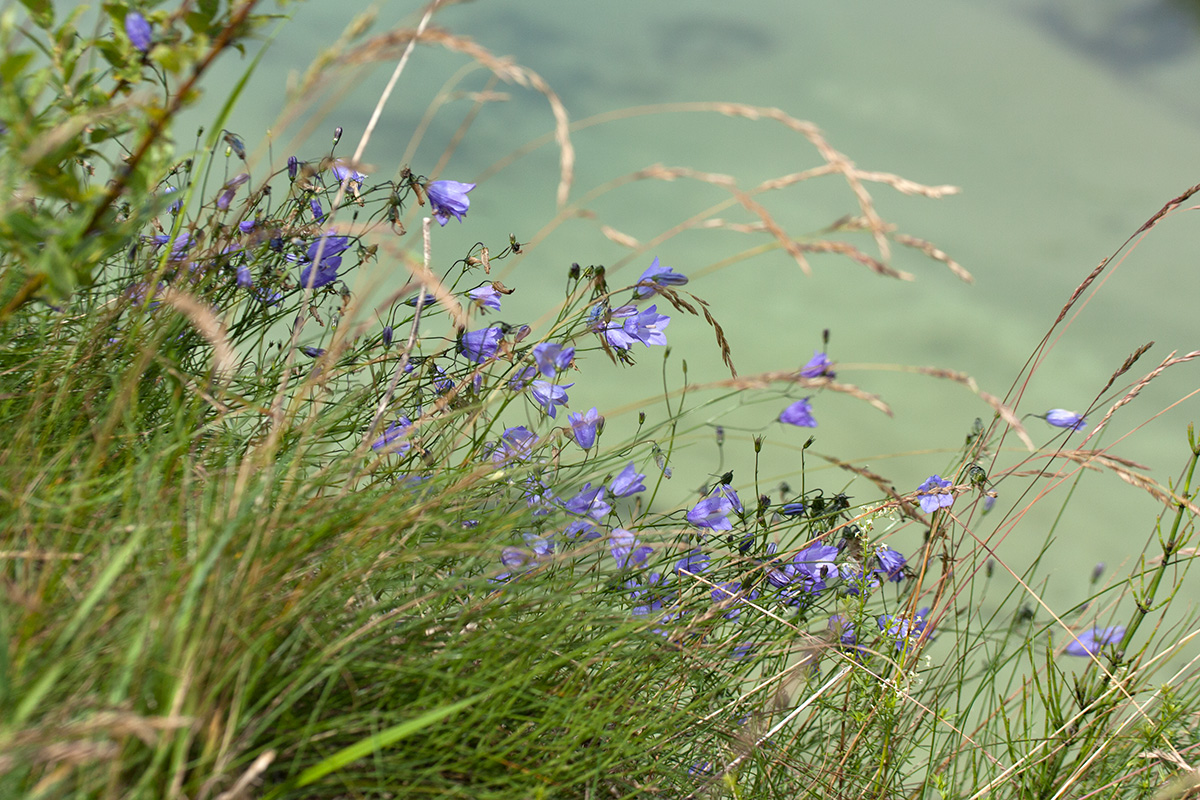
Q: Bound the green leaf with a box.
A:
[17,0,53,29]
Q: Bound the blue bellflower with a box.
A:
[371,417,413,455]
[687,495,735,532]
[780,398,817,427]
[1044,408,1087,431]
[426,180,475,225]
[1065,626,1125,656]
[532,342,575,377]
[294,233,351,289]
[635,256,688,297]
[467,284,502,313]
[125,12,152,53]
[610,462,646,497]
[568,407,602,449]
[916,475,954,514]
[800,350,836,379]
[459,326,504,363]
[531,380,572,418]
[610,528,652,570]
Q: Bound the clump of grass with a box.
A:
[4,3,1200,800]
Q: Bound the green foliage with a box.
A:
[4,2,1200,799]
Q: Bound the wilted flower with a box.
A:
[916,475,954,514]
[568,407,602,449]
[426,180,475,225]
[800,350,835,379]
[1044,408,1087,431]
[780,398,817,428]
[1064,626,1125,656]
[531,380,572,418]
[635,256,688,297]
[609,462,646,497]
[125,12,152,53]
[459,326,504,363]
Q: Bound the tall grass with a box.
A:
[3,2,1200,799]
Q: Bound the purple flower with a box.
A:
[780,398,817,428]
[491,426,537,463]
[565,483,610,520]
[635,256,688,297]
[381,325,393,349]
[596,304,670,350]
[287,156,299,180]
[875,546,907,582]
[426,180,475,225]
[236,264,253,289]
[163,186,182,213]
[507,366,537,391]
[238,219,256,233]
[982,494,997,515]
[531,380,572,418]
[610,528,652,570]
[217,173,249,211]
[294,233,351,289]
[331,159,367,189]
[371,417,413,455]
[800,350,835,379]
[878,607,932,651]
[299,346,324,358]
[1065,626,1125,657]
[1044,409,1087,431]
[610,462,646,497]
[792,542,839,593]
[459,326,504,363]
[149,233,192,260]
[568,407,602,449]
[675,549,710,575]
[916,475,954,514]
[467,284,502,313]
[687,495,735,532]
[309,198,325,221]
[532,342,574,377]
[714,483,743,513]
[125,12,152,53]
[780,502,806,516]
